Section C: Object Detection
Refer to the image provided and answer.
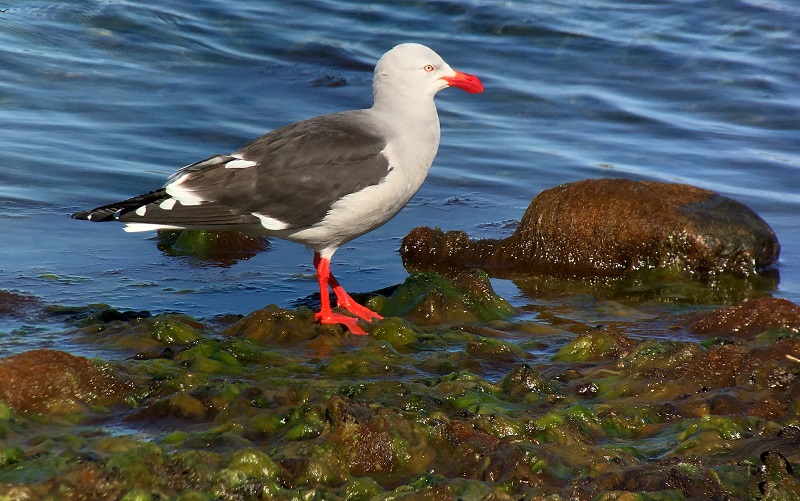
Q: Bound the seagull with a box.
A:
[72,43,483,335]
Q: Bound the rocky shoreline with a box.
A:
[0,179,797,499]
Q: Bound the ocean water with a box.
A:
[1,0,798,325]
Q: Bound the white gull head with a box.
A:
[372,43,483,108]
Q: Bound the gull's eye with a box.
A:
[423,64,435,73]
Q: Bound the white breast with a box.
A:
[285,132,438,257]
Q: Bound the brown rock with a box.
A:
[401,179,779,277]
[323,395,436,476]
[668,335,800,393]
[680,343,749,389]
[691,297,800,338]
[750,397,787,420]
[753,338,800,371]
[0,349,131,414]
[594,457,728,499]
[223,305,322,343]
[707,393,748,415]
[444,420,568,489]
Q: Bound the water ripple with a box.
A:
[1,0,798,314]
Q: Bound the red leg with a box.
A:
[313,253,369,335]
[328,273,384,322]
[313,253,383,322]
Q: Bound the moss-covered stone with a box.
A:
[0,349,131,414]
[3,285,799,499]
[370,316,419,349]
[373,271,516,324]
[553,329,637,362]
[151,317,202,344]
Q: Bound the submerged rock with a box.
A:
[589,456,730,499]
[401,179,779,278]
[0,349,131,414]
[0,290,40,319]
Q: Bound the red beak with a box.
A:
[442,70,484,94]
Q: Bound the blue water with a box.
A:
[1,0,799,325]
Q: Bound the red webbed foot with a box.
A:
[334,294,383,322]
[314,310,369,336]
[313,252,382,336]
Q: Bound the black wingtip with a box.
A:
[71,209,117,221]
[71,189,169,223]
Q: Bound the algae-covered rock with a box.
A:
[0,349,131,414]
[151,317,202,345]
[500,364,559,401]
[220,448,283,484]
[298,395,439,477]
[337,476,384,500]
[223,305,322,343]
[4,277,800,499]
[553,328,637,362]
[370,317,419,350]
[465,337,530,362]
[759,451,800,501]
[372,270,515,325]
[691,296,800,339]
[60,307,209,353]
[401,179,779,278]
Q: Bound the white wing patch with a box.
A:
[135,206,147,216]
[253,212,289,231]
[123,223,184,233]
[225,158,257,169]
[189,155,227,170]
[165,173,205,206]
[159,198,177,210]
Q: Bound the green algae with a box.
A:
[372,270,516,324]
[760,451,800,501]
[552,328,637,362]
[0,447,22,468]
[337,476,383,500]
[370,316,419,350]
[151,317,202,345]
[0,274,798,498]
[224,448,281,483]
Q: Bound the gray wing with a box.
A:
[159,110,391,229]
[75,111,392,229]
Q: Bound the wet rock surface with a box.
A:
[401,179,780,278]
[0,349,131,414]
[691,296,800,339]
[0,274,798,499]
